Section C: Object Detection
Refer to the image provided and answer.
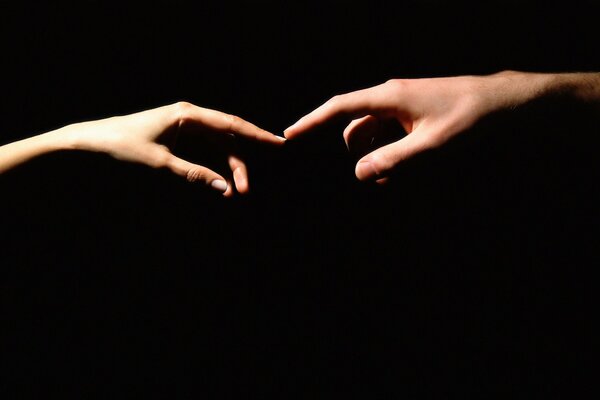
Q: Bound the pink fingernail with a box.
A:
[211,179,228,192]
[355,160,378,181]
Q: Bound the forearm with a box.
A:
[481,71,600,111]
[0,127,76,174]
[548,72,600,105]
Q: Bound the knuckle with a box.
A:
[385,78,406,92]
[149,150,172,169]
[173,101,193,126]
[327,95,341,107]
[223,113,241,130]
[185,167,207,183]
[175,100,193,110]
[384,79,411,106]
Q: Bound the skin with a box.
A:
[284,71,600,182]
[2,71,598,193]
[0,102,285,197]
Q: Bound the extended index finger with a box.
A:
[172,102,285,145]
[284,82,398,139]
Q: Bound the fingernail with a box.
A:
[283,120,301,136]
[355,160,378,181]
[284,123,297,133]
[275,135,287,141]
[210,179,228,192]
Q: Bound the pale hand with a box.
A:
[0,102,285,197]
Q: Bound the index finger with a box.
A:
[172,102,286,145]
[283,82,398,139]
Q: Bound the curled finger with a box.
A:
[228,153,249,195]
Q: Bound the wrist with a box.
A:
[34,125,80,153]
[485,70,556,109]
[52,123,91,152]
[487,70,600,108]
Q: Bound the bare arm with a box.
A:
[0,102,285,196]
[0,128,75,175]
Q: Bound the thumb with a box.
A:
[166,154,229,193]
[355,133,431,181]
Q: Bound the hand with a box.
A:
[284,71,575,182]
[65,102,285,196]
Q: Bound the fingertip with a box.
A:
[223,179,236,197]
[284,120,299,134]
[283,118,306,139]
[273,134,287,144]
[237,178,250,194]
[237,184,250,195]
[355,159,379,181]
[283,128,295,139]
[233,167,249,194]
[210,179,228,193]
[256,128,287,145]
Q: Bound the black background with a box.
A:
[1,1,599,397]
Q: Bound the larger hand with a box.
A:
[284,71,599,182]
